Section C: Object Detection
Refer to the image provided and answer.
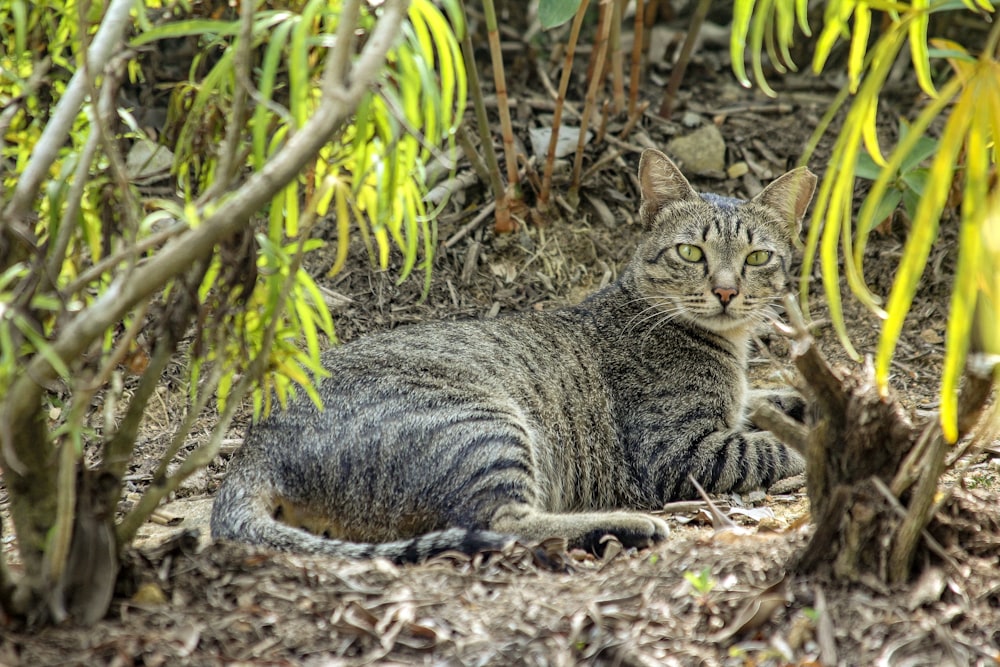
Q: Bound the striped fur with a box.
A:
[210,149,816,563]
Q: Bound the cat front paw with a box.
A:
[579,513,669,555]
[748,388,807,423]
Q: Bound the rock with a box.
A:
[666,123,726,174]
[727,161,749,178]
[528,126,592,159]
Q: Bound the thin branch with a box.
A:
[627,0,645,117]
[749,401,808,454]
[101,311,175,508]
[871,477,962,576]
[481,0,519,188]
[609,0,625,113]
[658,0,710,118]
[44,107,103,282]
[61,220,187,299]
[201,0,256,202]
[95,54,141,238]
[3,0,133,226]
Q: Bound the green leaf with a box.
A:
[868,189,903,228]
[131,19,238,46]
[855,151,887,180]
[900,168,930,197]
[927,47,977,62]
[12,0,27,56]
[853,77,962,269]
[900,137,939,174]
[908,0,937,97]
[538,0,586,30]
[748,0,778,96]
[847,2,871,93]
[14,314,71,381]
[252,18,295,169]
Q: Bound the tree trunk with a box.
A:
[761,300,993,584]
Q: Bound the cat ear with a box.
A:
[752,167,817,234]
[638,149,699,227]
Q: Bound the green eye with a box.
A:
[677,244,703,262]
[746,250,772,266]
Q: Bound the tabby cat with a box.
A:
[210,149,816,562]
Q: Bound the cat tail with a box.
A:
[209,467,513,564]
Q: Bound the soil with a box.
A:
[4,8,1000,667]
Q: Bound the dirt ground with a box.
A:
[4,7,1000,667]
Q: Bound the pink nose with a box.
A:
[713,286,738,304]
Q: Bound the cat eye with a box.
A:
[745,250,772,266]
[676,244,703,262]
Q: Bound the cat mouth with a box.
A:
[702,308,753,330]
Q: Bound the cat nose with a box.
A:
[713,286,738,305]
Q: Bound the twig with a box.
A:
[609,0,626,113]
[749,401,808,454]
[456,124,491,184]
[581,148,621,183]
[619,100,649,142]
[870,477,962,576]
[61,220,187,298]
[444,202,497,249]
[45,104,103,283]
[481,0,519,189]
[425,170,481,206]
[888,373,992,582]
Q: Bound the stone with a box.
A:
[666,123,726,174]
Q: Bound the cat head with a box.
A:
[632,149,817,335]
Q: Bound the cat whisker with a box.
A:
[620,297,683,340]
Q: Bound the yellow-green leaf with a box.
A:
[908,0,937,98]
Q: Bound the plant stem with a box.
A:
[658,0,711,119]
[457,0,511,231]
[539,0,589,210]
[628,0,646,117]
[481,0,519,189]
[571,0,614,193]
[202,0,255,202]
[985,11,1000,59]
[609,0,626,113]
